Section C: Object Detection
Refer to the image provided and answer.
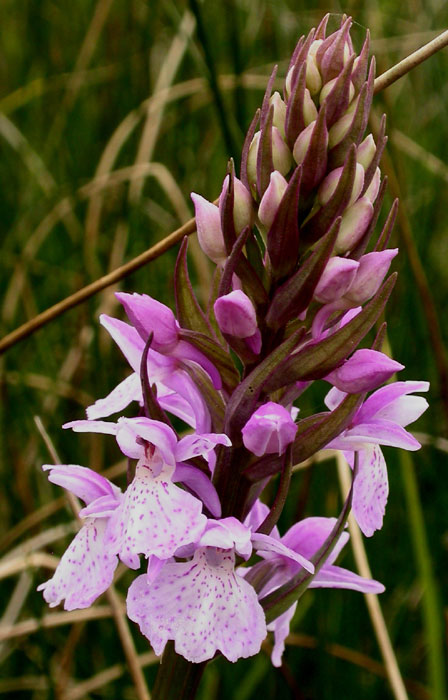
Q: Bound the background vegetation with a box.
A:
[0,1,447,698]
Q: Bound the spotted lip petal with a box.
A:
[37,519,118,611]
[106,462,207,564]
[127,548,267,663]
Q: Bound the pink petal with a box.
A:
[172,340,222,390]
[280,518,349,567]
[357,381,429,426]
[42,464,120,505]
[175,432,231,463]
[63,419,118,436]
[200,518,252,558]
[37,519,118,610]
[115,417,177,464]
[127,548,267,663]
[173,464,222,517]
[252,532,314,573]
[79,494,122,518]
[310,565,385,593]
[332,419,422,451]
[115,292,178,351]
[100,315,144,373]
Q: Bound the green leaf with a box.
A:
[174,237,215,337]
[178,327,239,391]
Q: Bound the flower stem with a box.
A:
[152,642,208,700]
[374,29,448,94]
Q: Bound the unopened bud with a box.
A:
[191,192,227,265]
[246,129,292,193]
[364,167,381,203]
[258,171,288,229]
[306,52,322,95]
[356,134,376,169]
[314,257,359,304]
[270,92,287,138]
[214,290,258,338]
[219,176,254,233]
[319,76,355,105]
[344,249,398,304]
[334,197,374,254]
[328,110,354,148]
[246,132,261,192]
[308,39,323,57]
[242,402,298,456]
[318,162,364,208]
[303,88,318,125]
[293,120,315,165]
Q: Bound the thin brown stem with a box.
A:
[374,29,448,94]
[0,216,197,354]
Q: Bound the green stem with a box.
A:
[152,642,208,700]
[399,451,447,700]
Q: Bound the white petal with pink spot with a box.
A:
[108,462,207,563]
[127,548,267,663]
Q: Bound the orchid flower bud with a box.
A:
[344,249,398,304]
[246,132,260,193]
[270,92,287,138]
[364,167,381,203]
[318,162,364,208]
[319,76,355,105]
[314,257,359,304]
[214,290,258,338]
[214,290,261,354]
[303,88,318,125]
[242,402,298,456]
[246,129,293,193]
[258,171,288,229]
[191,193,227,265]
[334,196,374,254]
[292,120,315,165]
[328,110,354,148]
[306,52,322,95]
[356,134,376,170]
[325,349,404,393]
[219,176,254,233]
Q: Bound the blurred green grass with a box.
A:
[0,1,447,698]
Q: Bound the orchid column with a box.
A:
[37,15,429,700]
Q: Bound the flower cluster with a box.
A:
[39,16,428,668]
